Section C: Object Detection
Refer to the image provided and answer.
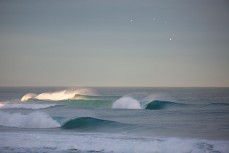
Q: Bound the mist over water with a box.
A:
[21,88,96,101]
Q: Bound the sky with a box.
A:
[0,0,229,87]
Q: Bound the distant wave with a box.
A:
[20,90,187,110]
[112,96,184,110]
[62,117,122,129]
[21,93,37,102]
[21,88,96,102]
[0,111,60,128]
[145,100,184,110]
[0,102,58,110]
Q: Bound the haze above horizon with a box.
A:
[0,0,229,87]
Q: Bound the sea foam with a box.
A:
[0,111,60,128]
[112,97,142,109]
[21,93,37,102]
[0,132,228,153]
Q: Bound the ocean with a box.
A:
[0,87,229,153]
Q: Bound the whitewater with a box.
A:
[0,87,229,153]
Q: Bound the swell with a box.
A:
[210,103,229,106]
[62,117,124,130]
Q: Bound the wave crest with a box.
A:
[21,88,96,102]
[21,93,37,102]
[112,97,141,109]
[35,90,76,101]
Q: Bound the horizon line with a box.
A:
[0,85,229,88]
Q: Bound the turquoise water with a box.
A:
[0,87,229,153]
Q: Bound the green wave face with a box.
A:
[58,95,121,109]
[61,117,119,129]
[59,99,113,108]
[145,100,181,110]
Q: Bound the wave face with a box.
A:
[0,111,60,128]
[62,117,119,129]
[145,100,181,110]
[60,99,112,108]
[112,97,142,109]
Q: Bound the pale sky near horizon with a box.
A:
[0,0,229,87]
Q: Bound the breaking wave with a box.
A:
[21,88,96,102]
[112,97,142,109]
[20,89,183,110]
[112,96,183,110]
[0,111,123,130]
[21,93,37,102]
[0,111,60,128]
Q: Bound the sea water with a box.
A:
[0,87,229,153]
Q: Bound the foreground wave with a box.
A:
[0,111,124,130]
